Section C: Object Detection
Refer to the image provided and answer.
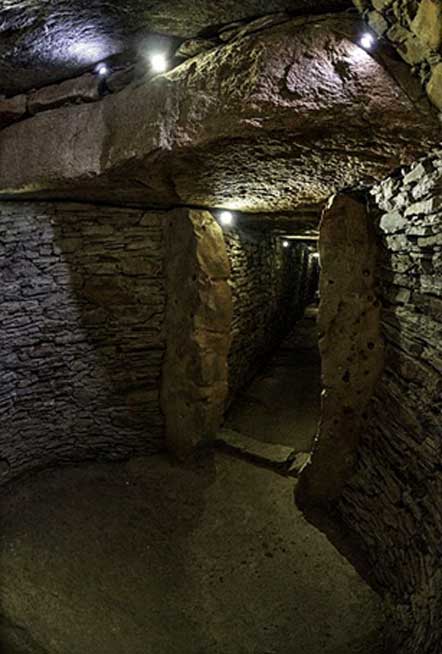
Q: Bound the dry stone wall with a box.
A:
[224,227,313,398]
[354,0,442,109]
[0,202,167,484]
[336,153,442,652]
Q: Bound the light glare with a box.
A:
[219,211,234,226]
[360,33,375,50]
[282,240,289,248]
[150,53,168,74]
[95,63,109,77]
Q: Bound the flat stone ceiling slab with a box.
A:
[0,0,353,95]
[0,15,440,213]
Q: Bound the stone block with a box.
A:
[176,38,216,58]
[379,210,408,234]
[427,63,442,111]
[372,0,394,10]
[214,428,297,470]
[411,0,442,51]
[368,10,389,35]
[28,74,100,115]
[0,94,27,128]
[106,67,135,93]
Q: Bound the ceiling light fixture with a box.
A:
[282,240,290,248]
[219,211,234,226]
[150,53,169,74]
[359,33,375,50]
[95,62,109,77]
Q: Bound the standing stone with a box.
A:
[161,210,233,457]
[297,192,384,506]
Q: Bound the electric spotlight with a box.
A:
[360,33,375,50]
[95,63,109,77]
[282,240,289,248]
[219,211,234,226]
[150,53,169,74]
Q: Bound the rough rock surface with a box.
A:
[27,74,101,115]
[0,16,439,213]
[297,193,384,505]
[0,94,27,128]
[332,152,442,653]
[224,226,311,397]
[0,1,353,95]
[354,0,442,109]
[161,210,232,457]
[0,202,168,485]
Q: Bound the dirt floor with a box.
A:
[225,308,321,452]
[0,451,385,654]
[0,309,386,653]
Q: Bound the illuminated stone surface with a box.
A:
[0,0,352,95]
[0,15,439,212]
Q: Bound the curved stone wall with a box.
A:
[335,152,442,652]
[0,202,168,483]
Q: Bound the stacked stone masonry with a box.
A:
[224,227,312,399]
[355,0,442,109]
[337,152,442,653]
[0,202,167,484]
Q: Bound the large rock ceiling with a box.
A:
[0,0,352,95]
[0,16,439,213]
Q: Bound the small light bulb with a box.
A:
[360,33,375,50]
[282,240,289,248]
[219,211,234,226]
[95,63,109,77]
[150,53,168,74]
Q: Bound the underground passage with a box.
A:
[0,1,441,652]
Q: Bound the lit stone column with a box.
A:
[161,209,233,457]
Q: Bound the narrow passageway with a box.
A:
[224,305,321,455]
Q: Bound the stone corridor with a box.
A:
[1,0,441,651]
[225,307,321,453]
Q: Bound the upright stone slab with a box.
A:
[297,192,384,505]
[161,210,233,457]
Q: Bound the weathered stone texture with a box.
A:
[224,227,312,398]
[0,202,167,484]
[336,153,442,652]
[0,94,27,128]
[161,210,232,457]
[0,1,353,96]
[0,15,439,212]
[27,74,101,115]
[353,0,442,109]
[297,193,384,505]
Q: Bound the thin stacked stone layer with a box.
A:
[0,202,166,483]
[338,152,442,652]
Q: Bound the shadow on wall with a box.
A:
[0,202,167,485]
